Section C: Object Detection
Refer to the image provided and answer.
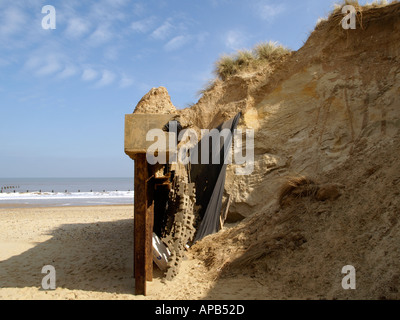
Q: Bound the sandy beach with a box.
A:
[0,205,265,300]
[0,205,194,300]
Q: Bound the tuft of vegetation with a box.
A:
[214,55,240,80]
[278,175,319,208]
[214,41,291,81]
[253,41,291,61]
[326,0,396,32]
[235,49,255,67]
[333,0,394,12]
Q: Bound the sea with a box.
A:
[0,178,134,208]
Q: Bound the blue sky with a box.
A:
[0,0,369,178]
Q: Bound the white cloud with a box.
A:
[24,53,63,77]
[164,35,191,52]
[101,0,130,8]
[35,58,62,76]
[119,75,134,88]
[224,30,247,50]
[25,56,41,70]
[195,32,209,48]
[65,18,91,39]
[256,2,286,20]
[132,2,146,16]
[58,65,78,79]
[89,24,113,46]
[151,19,174,40]
[82,68,98,81]
[131,17,156,33]
[0,6,27,38]
[96,70,116,87]
[90,1,125,21]
[104,46,119,61]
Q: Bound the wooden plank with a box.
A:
[219,195,231,229]
[134,153,150,295]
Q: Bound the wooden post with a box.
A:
[146,173,154,282]
[125,113,176,295]
[133,153,154,295]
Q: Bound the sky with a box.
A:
[0,0,372,178]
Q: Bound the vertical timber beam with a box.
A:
[134,153,154,295]
[146,173,154,282]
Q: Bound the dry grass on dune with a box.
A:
[315,0,397,31]
[278,176,319,208]
[214,42,291,81]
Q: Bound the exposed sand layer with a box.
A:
[176,2,400,221]
[0,205,265,300]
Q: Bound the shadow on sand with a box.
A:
[1,218,264,299]
[0,219,167,295]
